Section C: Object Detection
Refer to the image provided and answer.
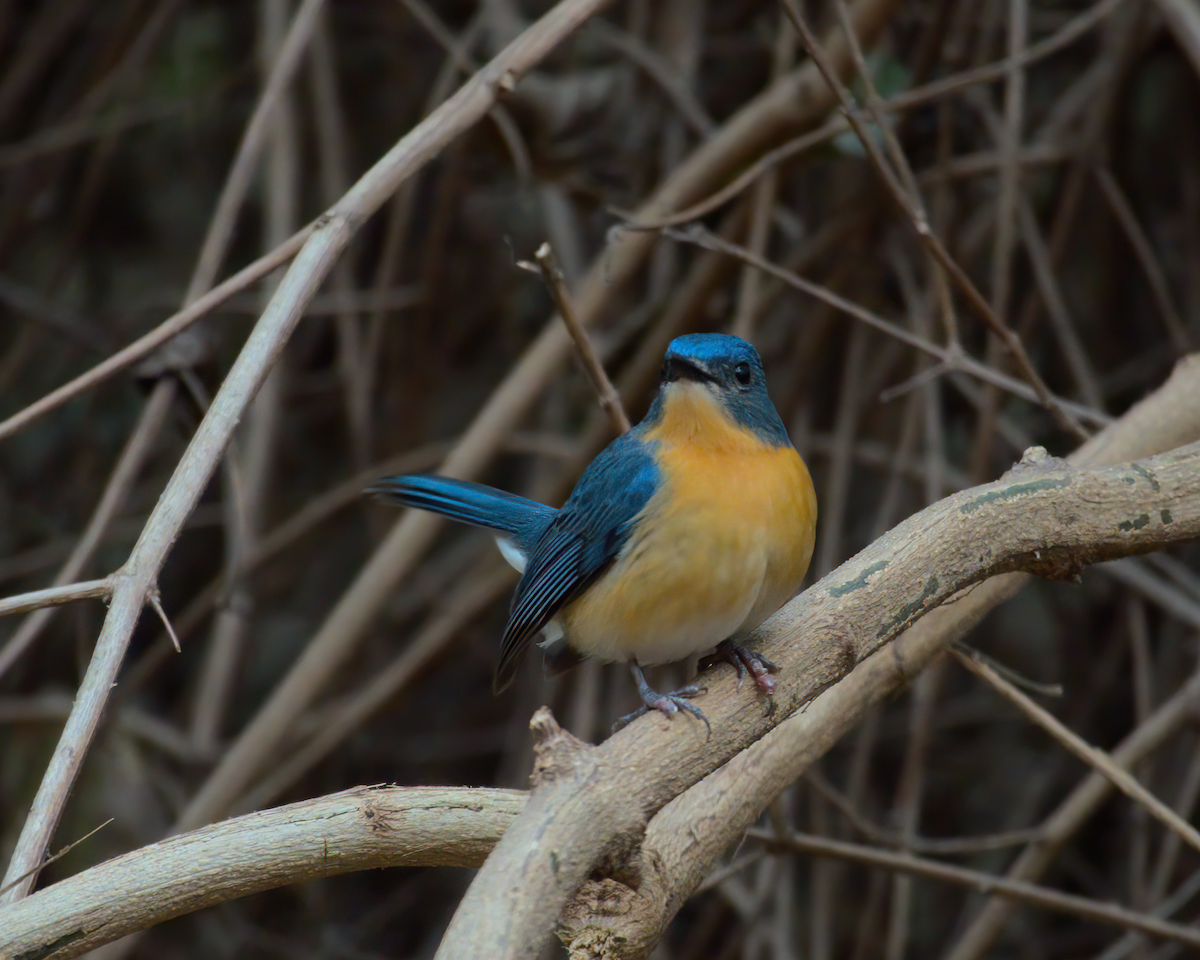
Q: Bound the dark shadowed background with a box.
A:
[1,0,1199,956]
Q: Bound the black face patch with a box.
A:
[662,357,716,385]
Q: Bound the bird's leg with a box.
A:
[612,663,710,734]
[703,639,780,694]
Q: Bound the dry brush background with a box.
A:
[1,0,1200,957]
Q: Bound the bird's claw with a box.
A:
[613,679,711,736]
[702,641,779,694]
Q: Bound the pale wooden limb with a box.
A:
[0,0,618,905]
[556,353,1200,958]
[0,786,525,959]
[441,437,1200,954]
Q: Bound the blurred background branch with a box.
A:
[0,0,1198,956]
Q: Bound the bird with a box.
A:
[369,333,817,728]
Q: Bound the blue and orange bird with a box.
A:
[369,333,817,727]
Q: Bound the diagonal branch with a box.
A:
[780,0,1087,441]
[3,358,1199,959]
[438,440,1200,954]
[0,0,618,905]
[560,356,1200,958]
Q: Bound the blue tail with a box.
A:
[368,475,556,554]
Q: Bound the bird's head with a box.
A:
[650,333,791,448]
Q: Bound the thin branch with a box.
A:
[589,21,717,138]
[0,819,114,900]
[950,647,1200,859]
[0,579,112,620]
[0,228,310,445]
[1150,0,1200,79]
[0,376,178,681]
[398,0,533,184]
[183,0,326,302]
[616,0,1126,233]
[749,830,1200,950]
[779,0,1087,441]
[148,592,181,654]
[525,242,632,434]
[1093,165,1192,354]
[803,768,1046,854]
[944,665,1200,960]
[665,225,1109,426]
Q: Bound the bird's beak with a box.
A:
[662,356,713,385]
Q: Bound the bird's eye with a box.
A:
[734,362,752,386]
[660,362,670,381]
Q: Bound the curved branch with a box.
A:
[557,359,1200,957]
[5,361,1198,960]
[0,786,524,958]
[438,445,1200,954]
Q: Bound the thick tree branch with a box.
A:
[437,392,1200,954]
[559,355,1200,958]
[5,360,1198,960]
[0,787,524,958]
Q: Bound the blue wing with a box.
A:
[368,475,556,557]
[494,430,660,692]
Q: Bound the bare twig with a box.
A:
[729,12,793,340]
[804,769,1045,854]
[0,819,114,900]
[0,579,112,620]
[526,242,632,434]
[0,378,178,680]
[147,593,181,654]
[1094,165,1192,354]
[665,225,1109,426]
[779,0,1087,441]
[234,566,515,814]
[589,21,716,138]
[944,668,1200,960]
[184,0,325,302]
[749,830,1200,950]
[1150,0,1200,79]
[617,0,1126,233]
[951,647,1200,860]
[187,0,301,759]
[0,230,309,445]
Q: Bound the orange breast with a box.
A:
[559,383,817,665]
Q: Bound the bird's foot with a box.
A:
[703,640,779,694]
[613,664,710,735]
